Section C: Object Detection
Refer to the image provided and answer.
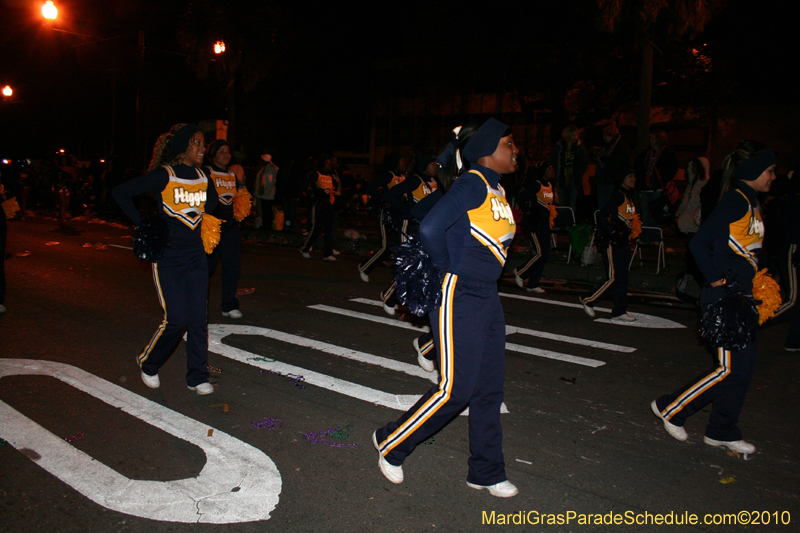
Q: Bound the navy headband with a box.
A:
[169,124,201,156]
[462,118,510,163]
[735,150,777,182]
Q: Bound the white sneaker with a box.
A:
[580,297,595,318]
[141,371,160,389]
[188,382,215,395]
[414,338,435,372]
[513,269,524,288]
[527,286,545,293]
[383,302,396,316]
[466,480,519,498]
[784,346,800,352]
[651,400,687,441]
[300,248,311,259]
[611,313,636,322]
[703,436,756,454]
[332,249,341,256]
[373,432,403,483]
[359,269,369,283]
[222,309,243,318]
[323,255,337,261]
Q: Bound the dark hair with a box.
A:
[718,139,768,200]
[206,139,230,168]
[436,122,513,192]
[382,152,403,173]
[689,157,707,183]
[650,128,668,147]
[148,123,191,171]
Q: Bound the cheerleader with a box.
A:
[379,153,438,315]
[205,139,244,318]
[357,153,406,282]
[651,140,777,454]
[300,156,339,261]
[113,124,218,395]
[769,171,800,351]
[580,170,638,322]
[373,118,519,498]
[513,162,556,293]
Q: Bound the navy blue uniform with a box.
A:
[582,187,636,316]
[375,164,515,486]
[772,190,800,349]
[380,173,436,309]
[359,171,405,276]
[206,164,241,313]
[113,164,218,387]
[515,180,554,290]
[654,183,764,442]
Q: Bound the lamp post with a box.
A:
[1,86,12,100]
[214,40,236,147]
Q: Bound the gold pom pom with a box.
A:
[233,188,253,222]
[201,213,222,254]
[630,214,642,240]
[549,204,557,230]
[752,268,782,324]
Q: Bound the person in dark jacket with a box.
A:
[550,125,588,215]
[634,128,678,227]
[592,122,632,213]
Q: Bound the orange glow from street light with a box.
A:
[1,86,12,97]
[42,1,58,20]
[214,40,226,54]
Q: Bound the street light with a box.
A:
[42,1,58,20]
[214,40,226,54]
[1,85,12,98]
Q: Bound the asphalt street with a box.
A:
[1,215,798,533]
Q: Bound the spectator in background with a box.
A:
[550,125,588,215]
[634,128,678,227]
[592,122,632,214]
[676,157,710,286]
[254,149,278,230]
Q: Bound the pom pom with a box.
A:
[629,213,642,241]
[201,213,222,254]
[132,213,170,262]
[752,268,782,324]
[233,188,253,222]
[549,204,557,230]
[392,233,442,316]
[699,286,759,351]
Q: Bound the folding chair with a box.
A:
[583,210,601,266]
[551,206,576,263]
[630,225,666,274]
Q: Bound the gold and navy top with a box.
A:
[113,163,219,256]
[205,164,238,221]
[690,182,763,290]
[420,163,515,283]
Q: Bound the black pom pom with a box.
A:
[699,288,759,351]
[132,213,170,262]
[392,234,442,317]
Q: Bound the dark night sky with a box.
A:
[0,0,797,165]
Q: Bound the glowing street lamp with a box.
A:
[42,1,58,20]
[214,40,226,54]
[1,85,12,98]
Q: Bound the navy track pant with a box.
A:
[583,244,632,317]
[207,218,241,313]
[138,250,210,387]
[375,274,508,486]
[654,287,757,442]
[516,227,551,289]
